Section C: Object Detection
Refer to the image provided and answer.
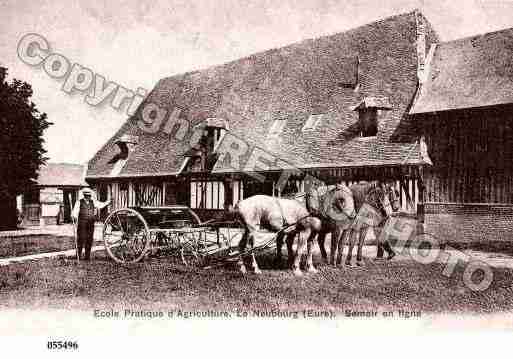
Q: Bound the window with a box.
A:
[268,119,287,137]
[204,118,228,148]
[359,109,378,137]
[302,114,324,132]
[352,97,391,138]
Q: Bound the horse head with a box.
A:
[334,183,356,219]
[315,183,356,225]
[373,181,400,217]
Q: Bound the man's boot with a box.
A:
[76,240,83,261]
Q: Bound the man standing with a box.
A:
[72,188,111,261]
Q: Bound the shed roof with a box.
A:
[37,163,87,187]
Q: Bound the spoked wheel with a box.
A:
[176,232,206,267]
[103,208,150,264]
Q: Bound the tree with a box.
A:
[0,67,51,230]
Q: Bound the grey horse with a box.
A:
[318,181,400,266]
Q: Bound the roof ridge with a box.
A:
[438,26,513,46]
[159,10,420,82]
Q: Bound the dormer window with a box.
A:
[302,114,324,132]
[352,97,392,138]
[185,118,228,172]
[204,118,228,147]
[191,118,228,149]
[268,119,286,138]
[359,109,378,137]
[115,135,139,156]
[109,135,138,176]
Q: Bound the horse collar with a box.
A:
[274,197,290,227]
[364,188,388,219]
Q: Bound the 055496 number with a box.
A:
[47,341,78,350]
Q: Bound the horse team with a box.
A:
[234,181,400,275]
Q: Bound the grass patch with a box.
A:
[0,250,512,313]
[0,235,76,258]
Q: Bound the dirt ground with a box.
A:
[0,247,512,314]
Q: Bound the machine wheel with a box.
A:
[103,208,150,264]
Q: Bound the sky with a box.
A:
[1,0,513,165]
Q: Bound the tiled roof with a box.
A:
[410,27,513,114]
[87,11,438,179]
[37,163,87,187]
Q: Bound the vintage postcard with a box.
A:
[1,0,513,355]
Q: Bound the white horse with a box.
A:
[234,195,322,276]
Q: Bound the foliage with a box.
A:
[0,66,51,229]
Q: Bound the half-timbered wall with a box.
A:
[190,180,225,209]
[279,177,419,212]
[96,166,421,217]
[105,181,164,210]
[241,167,421,213]
[109,182,129,208]
[132,182,164,206]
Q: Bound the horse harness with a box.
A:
[361,183,392,226]
[273,196,314,234]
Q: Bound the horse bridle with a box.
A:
[330,184,355,217]
[364,184,396,220]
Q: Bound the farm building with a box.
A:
[87,10,513,242]
[21,163,88,226]
[86,11,437,223]
[410,28,513,241]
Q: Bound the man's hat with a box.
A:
[82,188,93,195]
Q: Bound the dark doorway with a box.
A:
[243,179,274,198]
[165,180,190,206]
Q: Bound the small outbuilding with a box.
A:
[20,163,88,226]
